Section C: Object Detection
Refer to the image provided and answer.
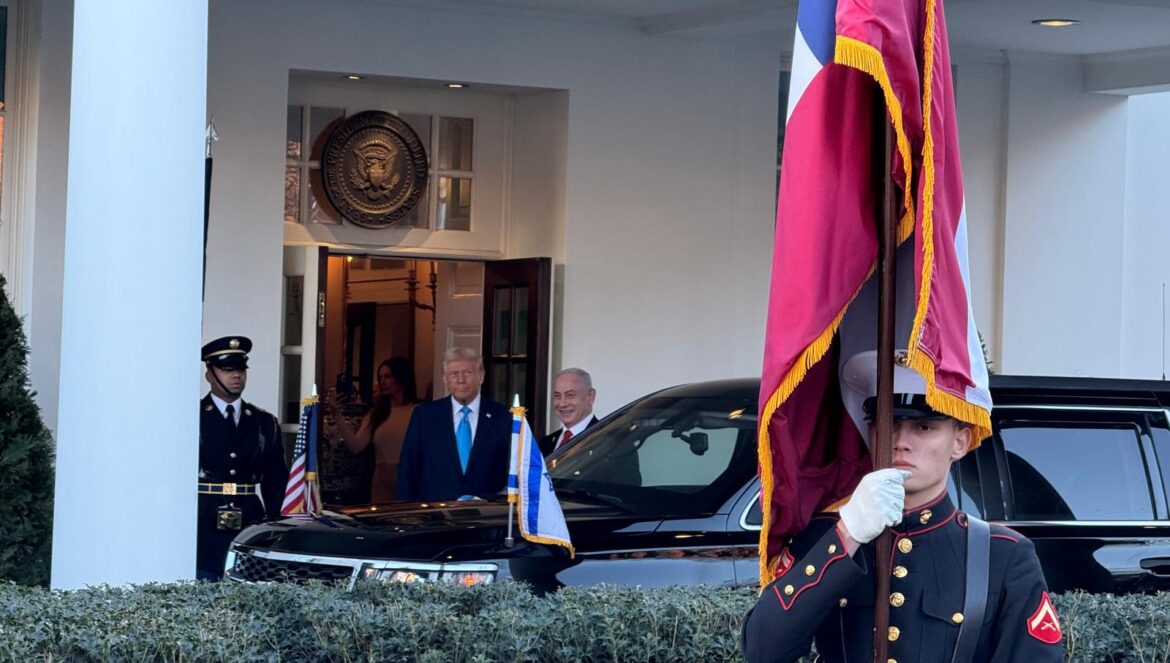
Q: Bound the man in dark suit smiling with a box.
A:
[538,367,599,457]
[394,347,511,502]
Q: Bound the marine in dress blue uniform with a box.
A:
[742,352,1064,663]
[197,336,287,580]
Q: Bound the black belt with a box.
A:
[198,482,258,496]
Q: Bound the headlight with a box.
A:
[224,547,238,574]
[359,561,497,585]
[439,569,495,586]
[361,567,426,583]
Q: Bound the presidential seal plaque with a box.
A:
[320,110,429,229]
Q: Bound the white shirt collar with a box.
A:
[451,393,481,419]
[209,393,243,423]
[565,414,594,438]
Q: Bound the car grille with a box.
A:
[232,550,356,585]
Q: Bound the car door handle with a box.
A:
[1140,558,1170,576]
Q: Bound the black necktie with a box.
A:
[225,404,237,432]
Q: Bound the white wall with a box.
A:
[206,0,781,416]
[954,57,1008,371]
[998,56,1129,377]
[1121,92,1170,379]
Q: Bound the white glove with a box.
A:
[838,469,912,544]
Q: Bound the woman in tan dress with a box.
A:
[328,357,419,502]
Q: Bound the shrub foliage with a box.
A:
[0,274,54,586]
[0,581,1167,662]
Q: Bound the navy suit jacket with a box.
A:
[394,395,512,502]
[538,415,599,457]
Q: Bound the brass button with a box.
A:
[783,585,794,596]
[952,612,964,624]
[888,626,900,641]
[828,544,838,554]
[888,659,897,663]
[893,565,908,579]
[898,538,913,554]
[229,469,237,476]
[230,452,237,459]
[804,564,816,576]
[919,509,932,524]
[838,598,848,607]
[889,592,905,607]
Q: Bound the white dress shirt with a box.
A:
[210,393,242,425]
[450,394,481,441]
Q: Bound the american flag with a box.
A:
[281,394,322,517]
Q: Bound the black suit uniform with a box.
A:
[394,395,512,502]
[197,395,287,578]
[538,415,599,457]
[742,492,1064,663]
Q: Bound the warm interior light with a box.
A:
[1031,19,1080,27]
[446,82,466,89]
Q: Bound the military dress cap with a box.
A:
[202,336,252,370]
[840,349,949,422]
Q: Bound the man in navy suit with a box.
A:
[394,347,512,502]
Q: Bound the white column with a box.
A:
[52,0,207,588]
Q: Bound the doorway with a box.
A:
[281,249,551,505]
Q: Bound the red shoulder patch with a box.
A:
[1026,591,1062,644]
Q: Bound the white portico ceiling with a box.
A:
[378,0,1170,57]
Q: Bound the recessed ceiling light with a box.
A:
[446,82,467,89]
[345,74,364,80]
[1031,19,1080,27]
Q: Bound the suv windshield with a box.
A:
[548,393,758,517]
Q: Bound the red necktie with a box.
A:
[558,429,572,448]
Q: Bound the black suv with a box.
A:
[226,375,1170,593]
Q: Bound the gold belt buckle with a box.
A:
[222,482,238,496]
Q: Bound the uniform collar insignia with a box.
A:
[894,492,956,535]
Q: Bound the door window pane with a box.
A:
[401,113,432,156]
[1001,421,1153,520]
[398,177,431,229]
[490,365,508,405]
[437,117,473,170]
[286,106,303,159]
[308,169,342,224]
[284,166,301,224]
[283,276,303,346]
[513,286,529,355]
[437,177,472,230]
[309,107,345,160]
[492,287,512,357]
[281,354,302,423]
[509,363,527,408]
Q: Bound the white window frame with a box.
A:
[283,78,510,259]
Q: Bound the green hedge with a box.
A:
[0,581,1167,662]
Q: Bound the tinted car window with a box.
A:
[549,395,757,517]
[1000,419,1153,520]
[743,492,762,528]
[1148,413,1170,502]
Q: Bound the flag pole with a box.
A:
[505,394,520,547]
[307,384,319,516]
[871,107,899,663]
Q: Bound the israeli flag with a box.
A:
[508,404,574,556]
